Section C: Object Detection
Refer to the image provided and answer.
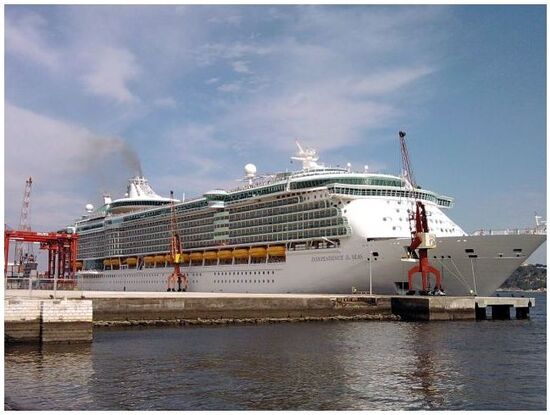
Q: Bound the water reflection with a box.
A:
[4,293,546,410]
[5,343,94,410]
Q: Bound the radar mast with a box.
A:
[291,140,322,170]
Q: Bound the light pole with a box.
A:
[369,251,373,295]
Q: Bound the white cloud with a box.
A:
[81,47,140,104]
[217,82,242,93]
[232,60,251,74]
[5,12,60,70]
[220,83,396,153]
[153,97,177,108]
[352,67,433,96]
[196,41,273,65]
[5,103,142,230]
[207,13,242,25]
[5,6,447,220]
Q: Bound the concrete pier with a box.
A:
[4,290,535,331]
[390,296,477,321]
[475,296,534,320]
[4,298,41,342]
[5,297,93,344]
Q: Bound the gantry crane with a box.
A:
[167,191,188,292]
[5,230,78,283]
[399,131,443,294]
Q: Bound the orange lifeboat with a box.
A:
[233,249,249,259]
[189,252,203,262]
[250,247,267,258]
[267,246,286,257]
[154,255,166,265]
[203,251,218,261]
[125,257,137,266]
[217,250,233,260]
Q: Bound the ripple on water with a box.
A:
[5,292,546,410]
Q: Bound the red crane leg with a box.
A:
[424,264,442,290]
[407,264,421,291]
[422,270,429,292]
[408,257,443,292]
[4,233,9,276]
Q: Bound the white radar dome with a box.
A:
[85,204,94,212]
[244,163,257,177]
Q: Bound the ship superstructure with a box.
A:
[74,143,546,295]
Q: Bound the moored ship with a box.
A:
[73,141,546,295]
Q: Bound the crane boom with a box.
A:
[19,177,33,231]
[14,177,34,265]
[398,131,416,188]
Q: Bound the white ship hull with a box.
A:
[77,233,545,296]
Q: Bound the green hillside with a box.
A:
[499,264,547,291]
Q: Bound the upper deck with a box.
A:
[75,143,454,231]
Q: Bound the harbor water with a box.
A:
[4,292,546,410]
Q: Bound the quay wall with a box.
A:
[4,298,41,342]
[41,299,93,343]
[4,291,535,332]
[92,295,394,323]
[5,298,93,344]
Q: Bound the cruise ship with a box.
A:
[73,142,546,295]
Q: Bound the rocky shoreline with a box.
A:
[95,313,400,328]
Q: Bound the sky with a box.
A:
[4,5,547,263]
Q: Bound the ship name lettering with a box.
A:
[312,255,344,262]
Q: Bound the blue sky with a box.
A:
[5,5,546,263]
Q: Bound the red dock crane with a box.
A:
[4,229,78,285]
[167,191,188,292]
[399,131,443,294]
